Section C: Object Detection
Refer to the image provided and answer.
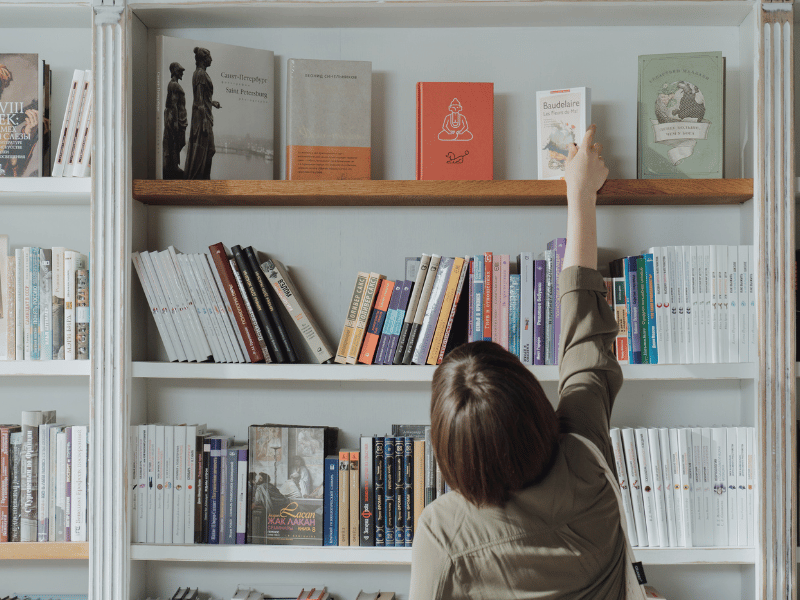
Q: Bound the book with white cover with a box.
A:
[55,429,67,541]
[717,245,729,363]
[71,425,87,542]
[63,70,91,177]
[199,253,248,362]
[52,69,85,178]
[649,248,668,365]
[15,249,23,359]
[64,251,87,361]
[663,246,678,364]
[177,253,223,362]
[725,426,738,546]
[155,425,165,544]
[166,247,212,360]
[130,427,138,542]
[669,247,685,363]
[146,423,156,543]
[689,246,701,364]
[37,422,50,541]
[536,87,591,180]
[727,246,739,363]
[690,427,705,546]
[746,427,754,546]
[172,426,185,543]
[158,249,206,361]
[702,245,712,363]
[146,251,195,362]
[138,425,148,543]
[634,427,659,546]
[237,447,247,544]
[700,427,714,546]
[163,425,174,544]
[646,428,669,547]
[681,246,692,363]
[39,248,52,360]
[189,254,237,363]
[657,428,678,547]
[610,428,638,546]
[621,427,648,546]
[710,245,719,363]
[677,428,694,547]
[23,247,31,360]
[184,424,197,544]
[710,427,728,546]
[52,247,68,359]
[738,247,749,362]
[667,428,686,547]
[132,252,180,362]
[72,83,93,178]
[748,246,755,362]
[48,424,60,541]
[736,427,747,545]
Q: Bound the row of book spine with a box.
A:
[611,426,755,548]
[133,245,334,364]
[0,412,88,543]
[608,245,755,365]
[3,246,89,361]
[52,69,93,178]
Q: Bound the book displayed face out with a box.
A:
[0,53,43,178]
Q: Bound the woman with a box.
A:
[409,125,625,599]
[185,47,221,180]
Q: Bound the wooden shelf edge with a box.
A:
[0,542,89,560]
[132,179,753,207]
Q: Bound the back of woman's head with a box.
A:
[431,341,559,508]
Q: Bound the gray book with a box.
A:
[286,58,372,180]
[9,430,23,542]
[39,248,52,360]
[638,51,724,179]
[20,410,55,541]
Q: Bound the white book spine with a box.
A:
[695,246,707,363]
[72,90,93,178]
[71,425,87,542]
[710,246,719,363]
[167,247,212,360]
[200,254,245,362]
[717,245,729,363]
[189,254,233,363]
[15,249,23,360]
[518,253,534,365]
[736,427,748,545]
[132,252,179,362]
[727,246,739,362]
[37,423,49,541]
[702,245,712,363]
[63,71,92,177]
[738,246,749,362]
[746,427,754,546]
[163,425,173,544]
[237,449,247,544]
[155,425,165,544]
[610,428,638,546]
[634,427,659,546]
[184,425,197,544]
[725,426,738,546]
[157,250,203,362]
[710,427,728,546]
[659,247,673,364]
[173,425,185,543]
[150,251,196,362]
[184,254,227,362]
[651,248,667,365]
[138,424,148,544]
[680,246,692,363]
[657,428,678,547]
[412,257,452,364]
[700,427,714,546]
[621,427,648,546]
[130,427,138,543]
[667,428,685,547]
[646,428,669,547]
[677,428,694,547]
[671,247,685,364]
[52,69,85,177]
[689,246,701,364]
[691,427,705,546]
[178,253,222,362]
[48,425,59,541]
[140,251,187,362]
[23,247,31,360]
[63,251,80,361]
[146,423,156,543]
[207,254,250,361]
[748,246,756,362]
[56,430,67,542]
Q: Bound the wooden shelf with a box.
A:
[0,178,91,205]
[131,362,754,382]
[0,361,91,377]
[132,179,753,207]
[129,544,754,566]
[0,542,89,560]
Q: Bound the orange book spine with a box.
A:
[348,451,360,546]
[358,279,395,365]
[483,252,493,341]
[427,258,465,364]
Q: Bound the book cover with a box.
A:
[384,436,395,546]
[536,87,591,180]
[416,82,493,180]
[286,59,371,180]
[337,450,349,546]
[393,254,431,364]
[358,279,394,365]
[548,239,566,363]
[638,52,724,179]
[384,279,413,366]
[374,280,403,365]
[359,437,374,546]
[517,253,534,365]
[349,451,359,546]
[336,272,368,365]
[472,254,484,343]
[403,437,413,547]
[533,259,546,365]
[323,455,338,546]
[155,36,275,180]
[509,274,520,358]
[393,437,404,547]
[349,272,385,364]
[0,54,43,177]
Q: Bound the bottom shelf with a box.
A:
[129,544,755,566]
[0,541,89,560]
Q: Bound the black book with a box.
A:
[391,424,428,438]
[403,437,414,547]
[202,438,211,543]
[394,437,405,545]
[374,437,385,546]
[384,437,395,545]
[243,246,298,363]
[230,245,285,363]
[441,271,471,359]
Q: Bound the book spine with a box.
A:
[472,254,484,343]
[30,248,40,360]
[384,438,395,546]
[385,280,413,365]
[518,253,534,364]
[645,254,658,364]
[173,426,185,543]
[677,428,694,547]
[154,249,200,362]
[665,247,679,363]
[393,438,405,546]
[467,265,474,343]
[544,248,555,364]
[64,72,92,177]
[39,249,52,360]
[690,427,704,546]
[349,451,360,546]
[141,252,187,361]
[635,427,658,546]
[375,281,402,365]
[14,250,22,360]
[195,254,241,362]
[218,438,229,546]
[23,248,31,360]
[413,438,425,537]
[736,427,747,545]
[178,253,222,362]
[359,279,394,365]
[52,70,83,177]
[0,428,9,542]
[682,246,693,362]
[703,245,713,363]
[427,257,465,364]
[9,431,22,542]
[738,247,749,362]
[711,427,728,546]
[690,246,702,364]
[532,259,545,365]
[609,428,638,546]
[184,425,196,544]
[359,437,374,546]
[718,245,729,363]
[72,90,93,178]
[551,239,565,363]
[37,423,48,541]
[208,438,221,544]
[611,278,629,364]
[373,438,385,547]
[338,450,349,546]
[646,428,668,546]
[637,256,650,364]
[154,425,165,544]
[403,256,441,364]
[403,437,414,547]
[748,246,755,363]
[726,427,738,546]
[700,427,713,546]
[65,426,72,542]
[237,448,247,544]
[202,438,211,543]
[225,448,238,545]
[71,425,87,542]
[728,246,739,363]
[324,455,338,546]
[349,273,385,364]
[509,274,520,358]
[412,257,453,364]
[746,427,754,546]
[336,272,368,364]
[657,428,677,547]
[621,428,647,546]
[482,252,492,341]
[394,255,431,364]
[47,424,57,541]
[625,257,640,364]
[204,254,249,362]
[666,428,685,547]
[20,411,41,542]
[7,256,15,360]
[424,426,435,507]
[137,425,147,544]
[497,255,509,351]
[230,260,272,362]
[650,248,665,363]
[75,269,89,360]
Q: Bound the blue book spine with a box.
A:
[385,281,413,363]
[509,274,520,358]
[375,282,403,365]
[645,253,659,364]
[626,256,642,364]
[403,437,413,547]
[384,437,395,546]
[208,438,221,544]
[394,437,405,546]
[225,448,238,545]
[374,438,385,546]
[473,255,484,341]
[323,455,338,546]
[533,259,546,365]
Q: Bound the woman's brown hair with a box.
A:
[430,341,559,508]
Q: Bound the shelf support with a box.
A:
[91,2,130,600]
[757,3,795,600]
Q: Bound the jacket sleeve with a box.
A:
[556,266,623,461]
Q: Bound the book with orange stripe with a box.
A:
[427,257,466,364]
[359,279,395,365]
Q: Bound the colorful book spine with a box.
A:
[385,280,413,365]
[645,253,658,364]
[549,239,566,364]
[374,281,403,365]
[359,279,394,364]
[497,254,510,351]
[637,256,650,364]
[359,437,374,546]
[544,248,555,364]
[374,437,385,547]
[437,256,471,364]
[30,248,40,361]
[482,252,492,341]
[349,273,385,364]
[323,455,338,546]
[403,437,413,547]
[612,278,629,364]
[467,263,474,343]
[428,257,466,364]
[509,274,520,358]
[626,256,642,364]
[338,450,349,546]
[533,259,546,365]
[472,254,484,342]
[384,437,395,546]
[208,438,221,544]
[393,437,405,547]
[336,272,368,364]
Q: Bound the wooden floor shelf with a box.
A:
[0,542,89,560]
[132,179,753,207]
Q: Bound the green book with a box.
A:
[637,51,724,179]
[637,256,650,364]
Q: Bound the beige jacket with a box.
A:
[409,266,625,600]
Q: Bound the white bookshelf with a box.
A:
[0,178,92,205]
[0,361,91,376]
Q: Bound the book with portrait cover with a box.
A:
[286,58,372,180]
[416,82,493,180]
[536,87,591,180]
[0,54,44,177]
[155,36,274,180]
[247,424,337,545]
[637,52,724,179]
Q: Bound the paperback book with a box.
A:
[536,87,591,180]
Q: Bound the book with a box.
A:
[71,73,93,178]
[0,54,44,177]
[64,251,87,361]
[323,455,338,546]
[403,437,413,547]
[63,70,91,177]
[393,255,431,364]
[548,239,566,363]
[638,52,724,179]
[359,437,374,546]
[348,272,384,364]
[9,430,22,541]
[52,69,85,178]
[384,436,395,546]
[75,269,89,360]
[518,253,534,365]
[637,255,650,364]
[426,257,464,364]
[374,280,403,365]
[335,272,368,365]
[393,437,404,546]
[411,257,453,364]
[536,87,591,180]
[609,428,638,546]
[472,254,484,343]
[621,428,648,546]
[286,58,371,180]
[155,36,275,180]
[383,279,413,365]
[509,273,520,358]
[436,255,471,364]
[374,438,385,547]
[349,450,359,546]
[358,279,394,365]
[337,450,349,547]
[20,410,55,541]
[416,82,493,180]
[0,235,7,360]
[402,255,441,364]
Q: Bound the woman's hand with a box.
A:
[564,125,608,203]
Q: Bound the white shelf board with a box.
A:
[130,544,754,565]
[0,360,90,376]
[0,178,91,205]
[131,361,754,382]
[0,2,91,28]
[129,0,755,29]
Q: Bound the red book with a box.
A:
[416,82,494,180]
[483,252,493,341]
[208,243,265,363]
[0,425,19,543]
[358,279,395,364]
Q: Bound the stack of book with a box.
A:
[52,69,93,178]
[0,411,89,543]
[0,238,90,361]
[132,245,333,364]
[611,426,755,548]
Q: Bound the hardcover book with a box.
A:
[0,235,6,360]
[155,36,275,180]
[416,82,493,180]
[637,52,724,179]
[0,54,44,177]
[536,88,591,180]
[286,58,372,180]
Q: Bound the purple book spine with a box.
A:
[375,281,403,365]
[65,427,72,542]
[533,260,546,365]
[467,266,474,343]
[385,280,413,362]
[548,238,566,365]
[412,258,454,364]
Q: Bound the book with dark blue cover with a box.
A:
[473,254,484,341]
[644,253,659,364]
[208,437,222,544]
[385,280,414,365]
[374,437,385,546]
[533,259,546,365]
[375,281,403,365]
[323,455,338,546]
[394,437,405,546]
[509,274,520,358]
[384,437,395,546]
[403,437,414,547]
[625,256,642,364]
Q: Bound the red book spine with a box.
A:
[483,252,493,341]
[359,279,395,365]
[208,243,265,363]
[0,427,9,542]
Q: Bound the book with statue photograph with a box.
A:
[0,54,45,177]
[637,51,724,179]
[154,36,274,180]
[247,424,338,545]
[535,87,591,180]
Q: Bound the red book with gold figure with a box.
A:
[416,82,493,180]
